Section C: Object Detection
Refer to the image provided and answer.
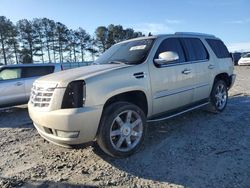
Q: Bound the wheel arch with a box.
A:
[103,90,149,116]
[214,72,231,88]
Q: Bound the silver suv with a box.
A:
[0,64,62,108]
[28,32,236,158]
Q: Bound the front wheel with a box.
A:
[209,80,228,113]
[97,102,147,158]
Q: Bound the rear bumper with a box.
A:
[229,74,236,89]
[28,102,103,146]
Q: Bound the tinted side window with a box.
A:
[154,38,185,64]
[0,68,21,80]
[22,66,54,78]
[206,39,230,58]
[181,38,209,61]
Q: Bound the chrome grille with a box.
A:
[30,83,57,108]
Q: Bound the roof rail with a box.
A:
[175,32,215,37]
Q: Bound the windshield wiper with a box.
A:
[108,61,128,64]
[92,60,130,65]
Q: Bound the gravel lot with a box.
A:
[0,66,250,188]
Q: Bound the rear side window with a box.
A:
[154,38,186,64]
[206,39,230,58]
[181,38,209,61]
[22,66,54,78]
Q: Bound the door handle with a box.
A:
[208,64,215,69]
[182,69,191,74]
[15,82,23,86]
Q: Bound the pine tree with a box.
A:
[94,24,144,54]
[0,16,14,65]
[33,18,45,63]
[95,26,108,53]
[75,28,90,62]
[17,19,39,63]
[8,25,19,64]
[55,22,69,63]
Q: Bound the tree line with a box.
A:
[0,16,144,65]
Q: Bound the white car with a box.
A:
[238,53,250,66]
[29,32,235,158]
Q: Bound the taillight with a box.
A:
[61,80,85,109]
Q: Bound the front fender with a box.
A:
[84,65,153,116]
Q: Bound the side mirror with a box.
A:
[154,51,179,65]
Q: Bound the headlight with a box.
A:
[61,80,86,109]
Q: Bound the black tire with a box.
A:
[208,79,228,113]
[96,102,147,158]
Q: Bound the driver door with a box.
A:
[149,38,195,115]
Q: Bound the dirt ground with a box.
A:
[0,66,250,188]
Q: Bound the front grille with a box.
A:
[30,83,57,108]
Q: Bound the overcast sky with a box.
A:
[1,0,249,51]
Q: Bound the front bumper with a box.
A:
[28,103,103,147]
[229,74,236,89]
[238,61,250,66]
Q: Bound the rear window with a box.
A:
[206,39,230,58]
[22,66,54,78]
[180,38,209,61]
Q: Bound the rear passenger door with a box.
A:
[180,38,212,102]
[21,66,55,100]
[205,38,233,76]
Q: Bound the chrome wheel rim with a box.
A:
[215,83,227,110]
[110,110,143,152]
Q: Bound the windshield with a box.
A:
[242,53,250,58]
[94,39,154,65]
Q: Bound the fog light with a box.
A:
[56,130,79,138]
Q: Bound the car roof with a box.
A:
[117,32,218,44]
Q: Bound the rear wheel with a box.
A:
[208,80,228,113]
[97,102,147,158]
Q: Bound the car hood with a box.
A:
[36,64,130,87]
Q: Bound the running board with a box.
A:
[147,102,209,123]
